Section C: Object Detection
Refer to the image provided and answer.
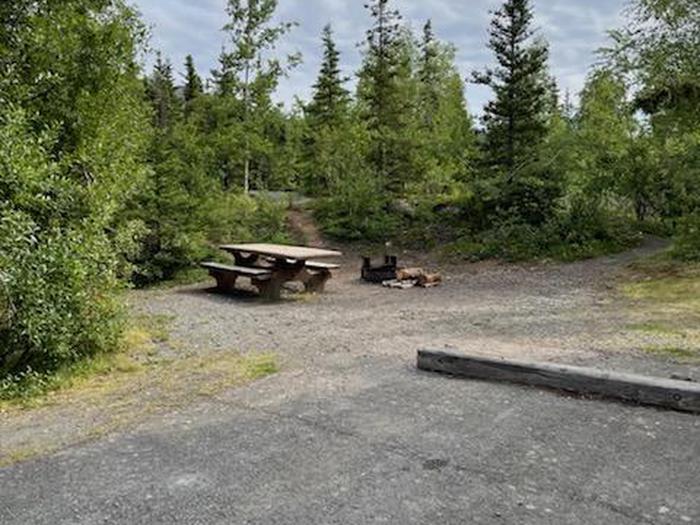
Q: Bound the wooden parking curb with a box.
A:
[417,350,700,414]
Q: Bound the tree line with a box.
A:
[1,0,698,383]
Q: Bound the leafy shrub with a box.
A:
[495,169,564,228]
[315,172,400,242]
[0,112,124,377]
[672,213,700,261]
[127,190,290,286]
[207,193,289,245]
[444,196,642,262]
[479,217,552,260]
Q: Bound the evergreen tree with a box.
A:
[307,24,349,130]
[414,21,477,192]
[304,24,353,194]
[212,46,237,97]
[418,19,440,126]
[472,0,550,175]
[358,0,411,192]
[472,0,559,226]
[183,54,203,109]
[147,52,179,131]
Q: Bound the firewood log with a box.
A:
[396,267,425,281]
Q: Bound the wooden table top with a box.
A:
[220,243,342,261]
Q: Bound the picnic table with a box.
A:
[202,243,342,300]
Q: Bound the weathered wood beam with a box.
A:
[417,350,700,414]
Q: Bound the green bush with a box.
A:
[672,213,700,261]
[0,218,123,376]
[127,191,290,286]
[207,193,289,245]
[0,111,124,377]
[444,197,642,262]
[315,172,400,242]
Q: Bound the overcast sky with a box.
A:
[131,0,628,116]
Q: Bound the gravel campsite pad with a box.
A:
[2,240,699,524]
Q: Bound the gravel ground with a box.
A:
[132,236,698,378]
[2,238,699,524]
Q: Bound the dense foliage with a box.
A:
[0,0,149,378]
[1,0,698,380]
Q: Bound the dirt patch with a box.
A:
[286,208,326,247]
[0,323,278,467]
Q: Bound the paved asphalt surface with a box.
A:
[2,351,699,524]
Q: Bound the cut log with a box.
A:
[417,350,700,414]
[396,268,425,281]
[418,272,442,287]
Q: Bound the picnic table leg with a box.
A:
[211,270,238,293]
[253,278,282,301]
[299,269,332,294]
[254,260,307,300]
[233,252,260,267]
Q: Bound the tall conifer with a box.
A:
[418,19,440,126]
[358,0,409,191]
[147,52,179,131]
[307,24,349,129]
[472,0,550,176]
[183,54,203,106]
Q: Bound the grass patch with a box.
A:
[1,309,278,411]
[0,313,173,407]
[441,234,638,263]
[0,353,145,408]
[627,322,685,337]
[1,447,47,468]
[1,334,279,466]
[622,253,700,314]
[620,252,700,362]
[0,315,174,411]
[127,314,173,344]
[642,346,699,361]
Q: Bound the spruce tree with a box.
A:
[414,21,477,188]
[183,54,203,107]
[361,0,402,127]
[472,0,550,175]
[358,0,409,192]
[307,24,349,130]
[212,47,236,97]
[147,52,179,131]
[418,19,440,126]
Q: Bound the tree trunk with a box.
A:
[243,59,251,194]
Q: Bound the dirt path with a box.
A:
[286,208,326,247]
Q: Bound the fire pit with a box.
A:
[361,255,399,283]
[361,256,443,289]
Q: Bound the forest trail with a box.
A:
[286,206,326,247]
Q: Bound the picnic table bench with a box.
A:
[202,243,342,300]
